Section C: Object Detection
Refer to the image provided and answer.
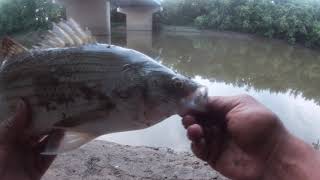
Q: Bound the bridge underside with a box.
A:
[117,6,161,31]
[116,0,161,7]
[56,0,161,35]
[117,0,161,31]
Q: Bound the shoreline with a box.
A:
[5,25,312,52]
[44,140,228,180]
[111,24,312,50]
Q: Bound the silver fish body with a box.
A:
[0,43,207,153]
[0,19,207,154]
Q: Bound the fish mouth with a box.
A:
[179,86,208,116]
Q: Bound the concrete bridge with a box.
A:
[56,0,162,36]
[117,0,162,31]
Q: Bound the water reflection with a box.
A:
[100,31,320,151]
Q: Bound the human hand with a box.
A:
[0,100,57,180]
[182,95,289,180]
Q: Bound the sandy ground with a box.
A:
[43,140,228,180]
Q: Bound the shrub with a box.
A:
[158,0,320,48]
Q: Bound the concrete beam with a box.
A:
[56,0,111,36]
[117,6,161,31]
[116,0,161,7]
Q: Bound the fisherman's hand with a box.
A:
[0,100,56,180]
[182,95,320,180]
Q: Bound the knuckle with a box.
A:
[264,110,279,121]
[254,107,280,124]
[237,94,254,101]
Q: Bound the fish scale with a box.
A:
[2,57,124,87]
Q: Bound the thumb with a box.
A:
[0,99,31,140]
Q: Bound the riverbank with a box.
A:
[113,25,303,48]
[43,140,228,180]
[158,0,320,48]
[6,24,306,51]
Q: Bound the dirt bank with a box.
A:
[43,140,228,180]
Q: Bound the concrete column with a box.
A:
[117,7,161,31]
[56,0,111,36]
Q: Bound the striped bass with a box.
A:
[0,19,208,154]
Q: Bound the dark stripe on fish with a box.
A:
[52,85,116,128]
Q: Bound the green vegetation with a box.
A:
[156,0,320,48]
[0,0,64,36]
[2,0,320,48]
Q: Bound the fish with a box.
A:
[0,19,208,155]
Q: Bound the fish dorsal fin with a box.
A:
[34,18,96,49]
[1,37,28,58]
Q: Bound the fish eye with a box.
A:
[172,77,184,89]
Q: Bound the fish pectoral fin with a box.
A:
[1,37,29,59]
[41,130,95,155]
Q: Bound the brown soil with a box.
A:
[43,140,228,180]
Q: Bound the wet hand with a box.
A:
[182,95,288,180]
[0,100,57,180]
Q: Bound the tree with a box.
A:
[0,0,64,35]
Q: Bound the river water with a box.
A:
[96,30,320,151]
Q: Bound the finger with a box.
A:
[11,99,31,131]
[187,124,204,141]
[182,115,197,129]
[205,126,226,166]
[191,138,209,161]
[183,96,236,129]
[0,99,31,139]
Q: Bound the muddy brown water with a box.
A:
[15,30,320,151]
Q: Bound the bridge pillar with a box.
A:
[56,0,111,36]
[117,6,161,31]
